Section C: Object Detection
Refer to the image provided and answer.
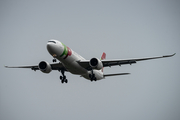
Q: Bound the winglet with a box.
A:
[4,66,16,68]
[163,53,176,57]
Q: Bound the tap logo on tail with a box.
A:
[101,52,106,60]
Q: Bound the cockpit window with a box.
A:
[48,41,56,44]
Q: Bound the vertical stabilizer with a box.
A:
[101,52,106,72]
[101,52,106,60]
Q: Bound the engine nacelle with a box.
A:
[89,58,103,70]
[38,61,52,73]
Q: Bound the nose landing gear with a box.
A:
[52,54,57,62]
[53,58,56,62]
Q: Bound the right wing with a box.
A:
[5,62,67,71]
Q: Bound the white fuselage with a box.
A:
[47,40,104,80]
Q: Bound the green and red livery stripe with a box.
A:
[60,43,72,59]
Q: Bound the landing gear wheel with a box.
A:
[61,80,64,84]
[53,59,56,62]
[60,79,68,84]
[89,73,96,81]
[65,79,68,83]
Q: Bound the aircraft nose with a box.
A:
[47,42,53,51]
[47,41,56,54]
[47,40,65,58]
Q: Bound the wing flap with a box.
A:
[50,63,67,71]
[77,60,91,70]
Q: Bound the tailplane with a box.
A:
[100,52,130,77]
[104,73,130,77]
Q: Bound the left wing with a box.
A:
[102,53,175,67]
[5,62,67,71]
[78,53,175,70]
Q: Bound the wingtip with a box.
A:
[169,53,176,57]
[123,73,131,75]
[4,66,14,68]
[163,53,176,57]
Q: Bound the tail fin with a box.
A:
[101,52,106,60]
[101,52,106,72]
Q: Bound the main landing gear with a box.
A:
[59,69,68,83]
[89,70,97,82]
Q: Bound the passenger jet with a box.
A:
[5,40,175,83]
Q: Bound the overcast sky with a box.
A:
[0,0,180,120]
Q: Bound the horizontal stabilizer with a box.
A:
[104,73,130,77]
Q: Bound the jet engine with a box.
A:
[89,58,103,70]
[38,61,52,73]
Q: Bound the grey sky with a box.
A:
[0,0,180,120]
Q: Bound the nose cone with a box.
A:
[47,41,56,55]
[47,43,52,51]
[47,40,64,57]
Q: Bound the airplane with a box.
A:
[5,39,175,83]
